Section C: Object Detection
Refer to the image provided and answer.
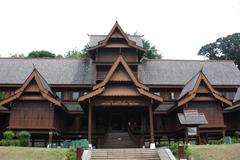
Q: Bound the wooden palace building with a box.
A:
[1,22,240,148]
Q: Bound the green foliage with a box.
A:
[168,142,191,159]
[0,139,10,146]
[65,45,89,58]
[0,131,30,147]
[234,131,240,141]
[198,33,240,69]
[169,142,178,156]
[0,91,6,100]
[184,144,191,159]
[142,39,162,59]
[66,147,76,160]
[10,53,25,58]
[10,140,20,146]
[28,50,56,58]
[208,138,224,145]
[17,131,31,147]
[3,131,15,140]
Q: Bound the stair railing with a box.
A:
[127,123,140,146]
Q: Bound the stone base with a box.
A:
[89,144,92,149]
[150,143,156,149]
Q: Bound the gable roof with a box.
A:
[78,56,163,103]
[178,68,232,106]
[0,68,61,106]
[89,35,143,48]
[93,56,148,90]
[0,58,240,86]
[88,22,145,52]
[0,105,9,111]
[178,110,208,125]
[0,58,95,85]
[233,88,240,103]
[139,59,240,86]
[224,88,240,112]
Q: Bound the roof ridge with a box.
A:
[0,57,92,60]
[141,58,234,62]
[89,34,143,37]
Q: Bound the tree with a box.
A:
[198,33,240,69]
[142,39,161,59]
[10,53,25,58]
[27,50,56,58]
[65,45,89,58]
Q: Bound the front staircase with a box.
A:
[102,132,137,148]
[90,148,160,160]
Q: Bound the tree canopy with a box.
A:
[142,39,161,59]
[28,50,57,58]
[65,45,89,58]
[198,33,240,69]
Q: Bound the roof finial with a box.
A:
[199,65,204,73]
[32,63,36,70]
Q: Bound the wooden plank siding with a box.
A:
[9,101,54,129]
[187,101,225,128]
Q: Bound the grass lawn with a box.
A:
[0,147,68,160]
[189,144,240,160]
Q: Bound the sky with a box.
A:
[0,0,240,59]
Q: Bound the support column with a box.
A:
[48,131,53,146]
[88,103,92,148]
[149,105,155,149]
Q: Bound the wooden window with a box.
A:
[55,91,62,99]
[170,92,175,100]
[154,92,160,96]
[72,92,79,100]
[223,92,236,100]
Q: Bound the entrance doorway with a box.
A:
[111,113,123,131]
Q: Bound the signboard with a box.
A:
[187,127,197,136]
[92,97,149,106]
[100,100,141,106]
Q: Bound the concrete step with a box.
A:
[102,132,137,148]
[91,148,160,160]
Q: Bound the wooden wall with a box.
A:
[0,113,9,132]
[224,111,240,132]
[95,49,138,62]
[9,101,54,129]
[187,101,224,127]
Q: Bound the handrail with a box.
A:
[127,124,140,146]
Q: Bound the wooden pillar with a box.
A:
[149,105,155,149]
[185,127,188,144]
[141,111,146,132]
[222,129,226,139]
[88,103,92,147]
[75,116,81,131]
[48,131,53,145]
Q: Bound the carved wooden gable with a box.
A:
[110,65,131,81]
[178,70,232,106]
[78,56,163,103]
[0,68,61,106]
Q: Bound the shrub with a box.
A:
[184,144,191,159]
[10,140,20,146]
[169,142,178,156]
[0,139,10,146]
[17,131,31,147]
[66,147,76,160]
[3,131,15,140]
[169,142,191,159]
[208,138,224,145]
